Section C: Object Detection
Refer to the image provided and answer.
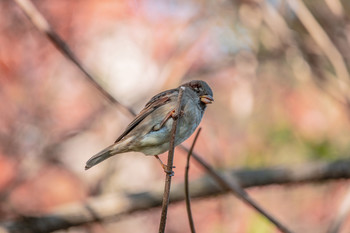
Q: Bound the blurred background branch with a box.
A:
[2,158,350,233]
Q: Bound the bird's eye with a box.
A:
[191,84,202,93]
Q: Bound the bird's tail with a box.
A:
[85,144,118,170]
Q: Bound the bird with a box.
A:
[85,80,213,172]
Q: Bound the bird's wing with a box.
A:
[144,88,177,108]
[114,88,178,143]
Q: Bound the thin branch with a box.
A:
[260,1,350,114]
[2,158,350,233]
[13,0,136,117]
[324,0,344,17]
[286,0,350,94]
[185,128,201,233]
[158,86,185,233]
[180,145,293,233]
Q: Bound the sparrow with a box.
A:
[85,80,213,171]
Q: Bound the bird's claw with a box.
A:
[165,170,175,176]
[163,165,175,176]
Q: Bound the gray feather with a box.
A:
[85,144,117,170]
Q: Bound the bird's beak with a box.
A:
[200,95,214,104]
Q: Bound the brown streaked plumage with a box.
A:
[85,80,213,170]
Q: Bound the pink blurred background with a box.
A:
[1,0,350,232]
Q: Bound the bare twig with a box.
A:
[13,0,136,117]
[158,86,185,233]
[286,0,350,94]
[324,0,344,17]
[180,145,293,233]
[185,128,201,233]
[260,1,350,113]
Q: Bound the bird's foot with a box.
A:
[154,155,175,176]
[164,169,175,176]
[161,163,175,176]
